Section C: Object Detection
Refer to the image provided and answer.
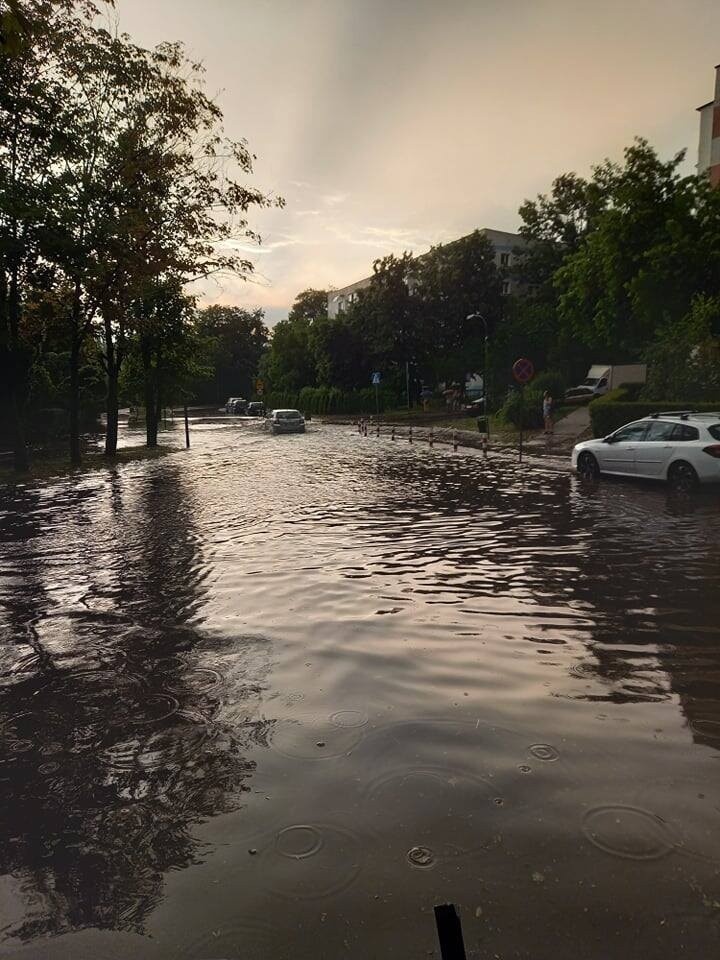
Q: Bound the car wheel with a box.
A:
[668,460,699,493]
[577,451,600,480]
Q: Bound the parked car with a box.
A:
[246,401,265,417]
[232,398,248,415]
[266,409,306,434]
[564,364,646,404]
[572,412,720,489]
[225,396,248,414]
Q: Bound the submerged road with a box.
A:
[1,420,719,959]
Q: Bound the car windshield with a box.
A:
[582,378,598,385]
[276,411,301,421]
[710,424,720,441]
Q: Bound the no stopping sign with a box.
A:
[512,358,534,384]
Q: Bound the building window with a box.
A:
[500,252,510,267]
[502,280,511,295]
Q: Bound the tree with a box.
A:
[196,305,268,402]
[643,295,720,401]
[288,287,327,324]
[259,315,316,393]
[554,140,699,358]
[414,231,503,386]
[0,0,102,470]
[122,279,205,447]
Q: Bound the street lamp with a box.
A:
[466,312,489,438]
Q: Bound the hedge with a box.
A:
[260,386,398,416]
[589,389,720,437]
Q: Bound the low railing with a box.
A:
[355,418,489,456]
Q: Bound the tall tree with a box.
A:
[196,305,268,402]
[0,0,101,470]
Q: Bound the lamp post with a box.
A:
[466,312,489,439]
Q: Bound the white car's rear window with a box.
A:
[276,411,301,421]
[710,424,720,441]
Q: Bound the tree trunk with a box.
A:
[69,279,83,466]
[104,313,118,456]
[7,270,29,472]
[10,390,29,472]
[142,338,158,448]
[69,333,81,465]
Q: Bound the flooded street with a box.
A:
[1,420,720,959]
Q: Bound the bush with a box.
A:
[264,386,396,416]
[589,391,720,437]
[531,369,567,400]
[497,386,544,429]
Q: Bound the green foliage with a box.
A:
[288,288,328,324]
[589,389,720,438]
[262,386,394,416]
[497,386,544,429]
[530,369,566,399]
[195,305,268,403]
[642,295,720,402]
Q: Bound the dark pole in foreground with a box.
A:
[406,360,411,411]
[519,385,524,463]
[184,403,190,449]
[434,903,467,960]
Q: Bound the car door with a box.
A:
[597,421,649,475]
[634,420,677,478]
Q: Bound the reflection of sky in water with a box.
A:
[0,422,719,958]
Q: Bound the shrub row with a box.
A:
[589,389,720,437]
[260,386,398,416]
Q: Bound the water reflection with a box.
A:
[1,428,719,959]
[0,466,274,941]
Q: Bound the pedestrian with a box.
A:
[543,391,554,435]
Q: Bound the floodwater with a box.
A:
[1,419,719,960]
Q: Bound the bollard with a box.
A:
[391,426,396,441]
[409,426,413,443]
[376,422,380,438]
[429,427,434,447]
[453,430,458,451]
[483,437,488,458]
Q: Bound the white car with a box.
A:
[572,412,720,490]
[265,409,306,434]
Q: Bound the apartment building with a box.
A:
[697,63,720,186]
[327,227,526,318]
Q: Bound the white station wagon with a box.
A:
[572,412,720,490]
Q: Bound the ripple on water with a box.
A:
[329,709,368,729]
[407,845,435,868]
[259,822,363,900]
[582,805,679,861]
[529,743,559,762]
[271,715,366,760]
[365,765,500,861]
[276,824,324,860]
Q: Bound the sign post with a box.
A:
[371,371,381,418]
[512,358,535,463]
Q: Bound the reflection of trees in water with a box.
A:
[0,467,275,941]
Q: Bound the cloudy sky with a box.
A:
[116,0,720,324]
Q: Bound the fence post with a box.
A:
[429,428,434,447]
[409,426,413,443]
[453,430,457,451]
[391,426,396,441]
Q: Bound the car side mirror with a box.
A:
[603,436,615,444]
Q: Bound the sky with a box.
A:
[116,0,720,325]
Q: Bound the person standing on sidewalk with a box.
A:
[543,391,554,435]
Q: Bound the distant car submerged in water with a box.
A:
[266,409,305,434]
[246,401,265,417]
